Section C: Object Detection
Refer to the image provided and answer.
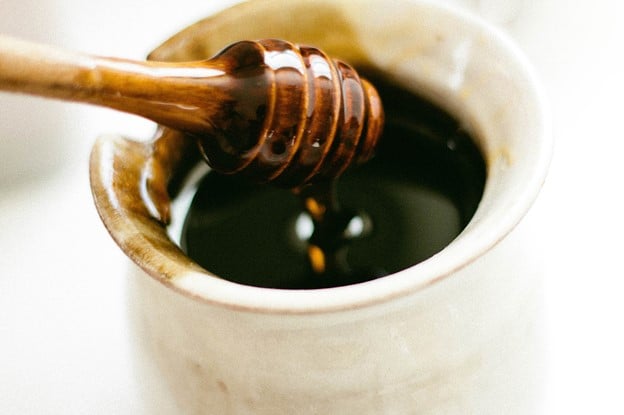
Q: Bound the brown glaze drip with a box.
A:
[0,36,384,187]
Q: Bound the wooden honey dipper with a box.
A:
[0,36,384,187]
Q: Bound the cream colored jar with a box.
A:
[90,0,551,413]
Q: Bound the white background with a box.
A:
[1,0,623,413]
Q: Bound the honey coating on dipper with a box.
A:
[190,39,384,188]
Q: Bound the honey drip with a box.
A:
[295,180,381,287]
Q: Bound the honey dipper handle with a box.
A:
[0,35,226,134]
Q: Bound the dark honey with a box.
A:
[179,77,486,289]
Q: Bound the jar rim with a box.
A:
[90,0,552,314]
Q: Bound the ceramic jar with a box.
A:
[90,0,551,413]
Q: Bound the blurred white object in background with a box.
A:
[0,0,73,184]
[441,0,525,25]
[476,0,525,24]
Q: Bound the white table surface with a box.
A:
[1,1,623,413]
